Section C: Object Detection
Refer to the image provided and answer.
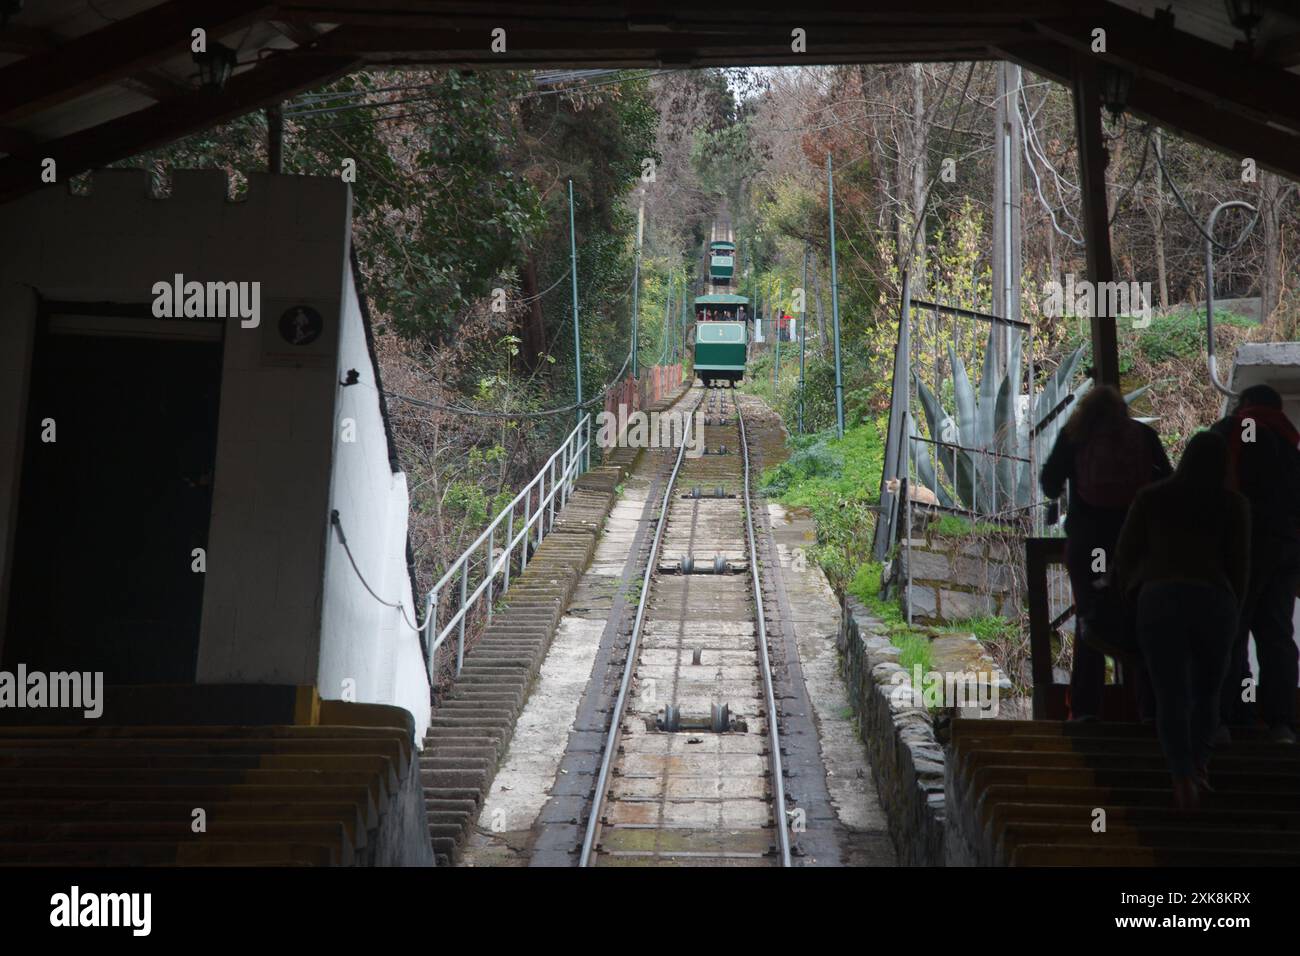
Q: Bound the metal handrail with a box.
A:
[1204,199,1258,398]
[423,414,592,682]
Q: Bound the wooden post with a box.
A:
[1025,537,1064,720]
[1071,55,1120,387]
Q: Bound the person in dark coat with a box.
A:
[1115,430,1251,808]
[1211,384,1300,743]
[1041,385,1173,719]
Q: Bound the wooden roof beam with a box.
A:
[311,22,1033,63]
[1032,9,1300,138]
[0,23,55,55]
[0,0,272,125]
[0,51,359,205]
[273,0,1095,29]
[1000,39,1300,184]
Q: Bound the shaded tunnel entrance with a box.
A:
[3,310,223,684]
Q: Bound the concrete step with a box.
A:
[951,717,1300,866]
[442,690,522,707]
[0,820,354,864]
[422,787,483,806]
[425,798,479,814]
[459,660,536,672]
[0,840,339,866]
[428,823,470,844]
[422,747,500,763]
[1010,842,1300,867]
[427,716,513,732]
[427,810,475,829]
[420,768,489,790]
[0,798,367,844]
[450,672,528,687]
[436,701,520,716]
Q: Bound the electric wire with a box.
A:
[1151,134,1260,252]
[330,511,422,631]
[384,349,632,420]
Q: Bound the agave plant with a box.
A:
[908,323,1148,515]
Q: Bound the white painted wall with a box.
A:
[318,262,429,737]
[0,170,429,737]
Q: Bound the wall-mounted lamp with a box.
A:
[193,41,237,93]
[1225,0,1263,43]
[1,0,24,29]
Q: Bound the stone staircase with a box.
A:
[0,700,427,866]
[946,719,1300,865]
[421,391,683,864]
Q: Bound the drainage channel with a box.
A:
[577,385,793,867]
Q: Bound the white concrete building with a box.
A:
[0,170,430,738]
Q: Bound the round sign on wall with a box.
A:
[278,306,324,346]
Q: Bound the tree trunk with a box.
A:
[517,251,548,376]
[1151,130,1169,310]
[1261,170,1283,327]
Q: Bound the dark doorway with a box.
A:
[3,313,223,683]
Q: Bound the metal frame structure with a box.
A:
[893,292,1043,624]
[1205,199,1261,398]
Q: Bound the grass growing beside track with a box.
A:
[752,417,938,672]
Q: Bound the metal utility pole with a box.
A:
[661,276,674,365]
[773,281,782,390]
[678,279,689,364]
[798,246,808,433]
[827,154,845,438]
[748,239,759,348]
[632,190,645,379]
[568,180,583,427]
[992,61,1023,374]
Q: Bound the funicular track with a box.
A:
[578,385,792,866]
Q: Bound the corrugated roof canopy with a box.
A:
[4,1,1300,203]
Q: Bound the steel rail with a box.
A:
[736,391,793,867]
[578,388,706,867]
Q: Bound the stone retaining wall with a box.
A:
[901,533,1019,625]
[837,597,946,866]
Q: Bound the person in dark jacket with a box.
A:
[1211,384,1300,743]
[1041,385,1173,719]
[1115,430,1251,808]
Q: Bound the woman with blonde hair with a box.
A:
[1041,385,1172,718]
